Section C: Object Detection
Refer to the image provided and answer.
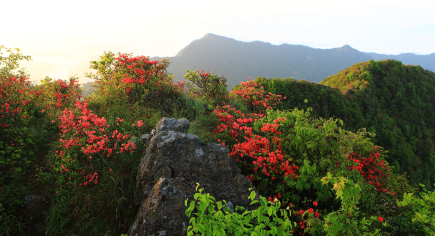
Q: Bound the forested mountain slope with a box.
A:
[152,34,435,90]
[249,59,435,189]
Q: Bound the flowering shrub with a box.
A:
[231,80,285,113]
[41,78,84,122]
[44,99,145,234]
[339,146,394,195]
[211,79,404,235]
[0,47,75,234]
[85,51,185,117]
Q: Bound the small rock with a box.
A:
[23,194,43,210]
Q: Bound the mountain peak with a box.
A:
[201,33,231,40]
[202,33,219,38]
[176,34,234,57]
[339,44,354,50]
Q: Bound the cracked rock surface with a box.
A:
[129,117,261,236]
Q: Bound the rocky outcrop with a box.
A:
[128,117,261,236]
[22,193,49,235]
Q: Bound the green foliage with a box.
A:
[185,183,296,236]
[314,173,383,236]
[395,184,435,236]
[0,45,32,78]
[184,69,228,106]
[389,172,418,201]
[0,46,61,235]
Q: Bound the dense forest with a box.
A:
[247,59,435,190]
[0,47,434,236]
[153,33,435,89]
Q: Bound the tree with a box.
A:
[183,69,228,105]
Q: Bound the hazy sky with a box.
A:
[2,0,435,84]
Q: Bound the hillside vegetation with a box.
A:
[250,59,435,190]
[0,47,434,236]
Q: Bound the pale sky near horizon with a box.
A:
[1,0,435,85]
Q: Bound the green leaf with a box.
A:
[257,206,264,214]
[185,209,192,217]
[217,201,223,210]
[261,198,267,207]
[208,204,215,215]
[199,202,206,212]
[201,194,208,204]
[244,214,252,225]
[258,211,264,223]
[268,226,277,236]
[250,200,259,205]
[249,191,256,200]
[273,217,283,223]
[197,224,206,233]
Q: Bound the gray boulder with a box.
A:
[129,117,261,236]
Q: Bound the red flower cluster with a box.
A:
[1,76,37,127]
[55,100,138,188]
[95,53,185,105]
[115,54,166,87]
[52,78,82,109]
[232,81,285,113]
[213,104,259,142]
[291,202,321,235]
[214,80,300,210]
[58,101,136,159]
[338,146,394,194]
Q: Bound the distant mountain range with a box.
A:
[151,33,435,90]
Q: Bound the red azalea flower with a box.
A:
[315,212,319,218]
[313,201,318,206]
[378,217,383,222]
